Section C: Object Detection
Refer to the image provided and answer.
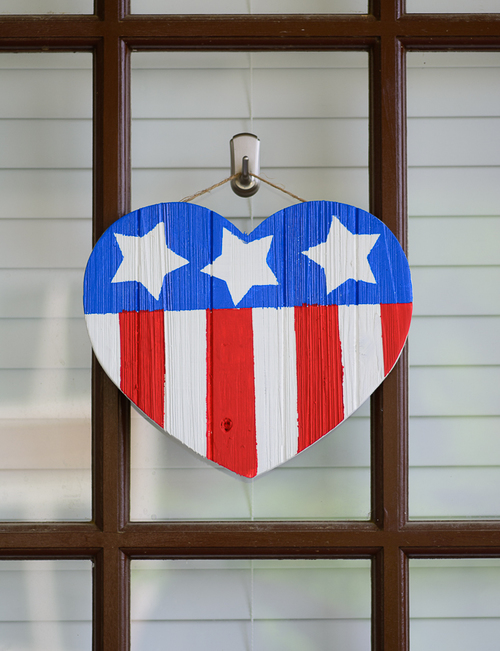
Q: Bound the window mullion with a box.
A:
[92,17,130,651]
[369,31,409,651]
[369,33,408,530]
[92,30,130,529]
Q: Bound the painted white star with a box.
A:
[111,222,189,300]
[302,215,380,294]
[200,229,278,305]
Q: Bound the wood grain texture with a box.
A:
[2,10,499,651]
[84,200,412,477]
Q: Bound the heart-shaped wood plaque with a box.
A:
[84,201,412,477]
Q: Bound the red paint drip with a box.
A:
[120,310,165,427]
[295,304,344,452]
[380,303,413,375]
[206,308,257,478]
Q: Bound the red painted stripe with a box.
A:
[206,308,257,478]
[295,304,344,453]
[206,309,213,462]
[380,303,413,375]
[119,310,165,428]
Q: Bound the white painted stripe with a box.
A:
[85,313,121,386]
[338,304,385,417]
[252,307,299,475]
[164,309,207,457]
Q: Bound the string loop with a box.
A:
[180,173,239,203]
[180,172,306,204]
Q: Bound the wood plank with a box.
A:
[132,168,370,218]
[411,267,500,316]
[131,68,368,119]
[0,270,85,318]
[0,318,90,369]
[130,561,370,620]
[252,467,370,520]
[409,216,500,266]
[409,316,500,365]
[407,64,500,117]
[408,167,500,216]
[410,416,500,466]
[132,69,250,119]
[0,170,91,219]
[408,118,500,167]
[410,366,500,416]
[0,369,90,419]
[407,52,500,68]
[0,219,91,268]
[130,405,369,469]
[411,619,500,651]
[410,562,500,617]
[0,420,90,469]
[0,562,92,620]
[129,0,367,13]
[0,53,92,69]
[132,118,368,168]
[0,119,91,169]
[407,0,500,13]
[253,68,368,118]
[131,51,368,69]
[0,622,91,651]
[130,467,370,520]
[0,69,91,118]
[0,0,91,12]
[131,620,370,651]
[0,472,91,520]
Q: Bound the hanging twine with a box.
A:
[180,172,306,204]
[253,174,306,203]
[180,173,239,203]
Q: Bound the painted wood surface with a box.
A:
[1,50,498,522]
[84,201,412,477]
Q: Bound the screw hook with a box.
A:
[230,133,260,197]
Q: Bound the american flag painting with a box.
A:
[84,201,412,477]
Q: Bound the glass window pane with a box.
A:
[406,0,500,13]
[0,560,92,650]
[407,52,500,519]
[410,559,500,650]
[130,0,367,15]
[0,53,92,521]
[131,559,371,650]
[130,51,370,521]
[0,0,93,14]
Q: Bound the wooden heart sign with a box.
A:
[84,201,412,477]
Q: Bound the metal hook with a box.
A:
[230,133,260,197]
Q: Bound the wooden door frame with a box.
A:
[1,1,500,649]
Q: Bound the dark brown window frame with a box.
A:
[1,1,500,649]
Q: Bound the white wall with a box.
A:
[410,559,500,651]
[131,559,371,651]
[0,53,92,520]
[129,51,372,521]
[1,46,499,649]
[407,52,500,518]
[129,0,367,15]
[0,560,92,651]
